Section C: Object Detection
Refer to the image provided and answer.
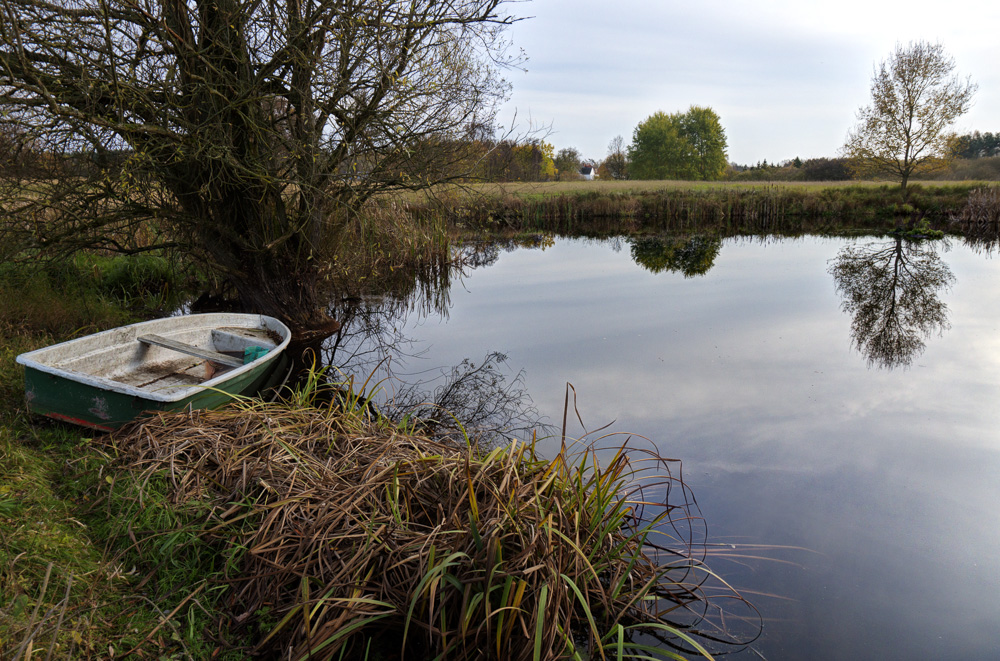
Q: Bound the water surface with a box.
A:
[333,235,1000,660]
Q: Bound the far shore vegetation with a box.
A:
[410,180,1000,244]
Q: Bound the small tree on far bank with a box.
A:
[604,135,629,180]
[553,147,583,181]
[842,41,976,194]
[677,106,729,180]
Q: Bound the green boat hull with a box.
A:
[23,352,290,431]
[17,313,293,432]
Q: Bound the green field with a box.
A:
[443,178,996,199]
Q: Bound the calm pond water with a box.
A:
[329,234,1000,660]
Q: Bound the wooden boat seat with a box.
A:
[138,334,243,368]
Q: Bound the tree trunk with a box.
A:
[232,253,340,340]
[176,172,341,339]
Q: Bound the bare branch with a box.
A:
[0,0,522,328]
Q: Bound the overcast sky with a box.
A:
[497,0,1000,166]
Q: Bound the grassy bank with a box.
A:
[408,181,995,238]
[0,260,180,658]
[86,395,750,659]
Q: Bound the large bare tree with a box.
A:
[842,41,976,194]
[0,0,517,331]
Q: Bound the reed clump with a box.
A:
[324,198,450,299]
[91,395,755,660]
[951,186,1000,246]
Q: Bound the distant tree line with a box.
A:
[952,132,1000,159]
[0,125,141,178]
[0,124,592,185]
[0,125,564,185]
[0,125,46,177]
[726,157,852,182]
[461,138,557,182]
[467,141,598,182]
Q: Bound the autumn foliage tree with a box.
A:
[0,0,518,331]
[842,41,976,194]
[468,139,556,182]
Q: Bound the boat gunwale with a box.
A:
[15,313,292,403]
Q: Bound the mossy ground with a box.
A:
[0,259,221,659]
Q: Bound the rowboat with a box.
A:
[16,313,292,431]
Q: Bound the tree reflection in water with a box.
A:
[316,246,546,446]
[829,236,955,369]
[630,235,721,277]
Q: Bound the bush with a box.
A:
[920,157,1000,181]
[95,254,180,302]
[0,260,131,336]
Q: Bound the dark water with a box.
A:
[330,235,1000,660]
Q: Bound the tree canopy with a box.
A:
[463,139,556,182]
[628,107,727,181]
[842,41,976,192]
[0,0,518,330]
[553,146,583,181]
[630,235,721,277]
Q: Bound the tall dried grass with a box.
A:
[951,186,1000,249]
[92,392,757,660]
[324,199,450,298]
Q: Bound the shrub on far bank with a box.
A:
[918,156,1000,182]
[727,156,1000,185]
[726,157,852,182]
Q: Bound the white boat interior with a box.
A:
[18,314,290,400]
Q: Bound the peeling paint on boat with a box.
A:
[89,396,111,420]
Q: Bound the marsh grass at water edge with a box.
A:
[407,182,995,239]
[67,378,761,660]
